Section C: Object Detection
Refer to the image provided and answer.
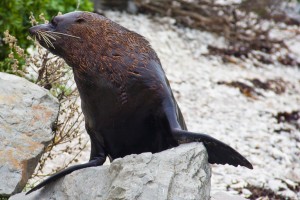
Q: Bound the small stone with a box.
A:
[242,188,252,197]
[211,192,247,200]
[286,169,300,183]
[268,179,286,192]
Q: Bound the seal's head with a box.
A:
[29,11,157,84]
[29,11,112,66]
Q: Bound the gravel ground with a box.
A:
[32,11,300,199]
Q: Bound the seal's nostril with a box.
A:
[29,26,40,35]
[29,27,35,35]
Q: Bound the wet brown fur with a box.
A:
[27,11,252,195]
[61,12,162,105]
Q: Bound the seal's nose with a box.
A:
[29,24,52,36]
[29,27,36,35]
[29,25,43,36]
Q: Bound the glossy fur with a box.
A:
[27,11,252,194]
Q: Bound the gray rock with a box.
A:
[0,72,59,196]
[10,143,211,200]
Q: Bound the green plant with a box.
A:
[0,196,9,200]
[3,14,88,192]
[0,0,93,72]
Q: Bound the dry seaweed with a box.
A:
[217,78,287,98]
[243,185,292,200]
[134,0,300,66]
[217,81,262,99]
[248,78,287,94]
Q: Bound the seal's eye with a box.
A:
[50,17,58,26]
[75,18,85,24]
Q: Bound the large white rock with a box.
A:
[10,143,211,200]
[0,72,59,196]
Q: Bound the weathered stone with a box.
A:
[0,72,59,196]
[10,143,211,200]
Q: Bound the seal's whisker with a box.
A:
[36,31,42,40]
[44,36,55,49]
[45,31,61,39]
[45,31,81,39]
[40,32,55,49]
[37,31,48,46]
[38,31,50,47]
[40,34,50,48]
[43,32,57,41]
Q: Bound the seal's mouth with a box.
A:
[29,24,58,49]
[29,25,81,50]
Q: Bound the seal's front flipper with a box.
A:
[26,137,107,196]
[172,129,253,169]
[25,157,106,195]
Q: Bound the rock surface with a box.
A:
[0,72,59,196]
[10,143,211,200]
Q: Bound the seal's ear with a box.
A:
[94,11,106,17]
[75,18,85,23]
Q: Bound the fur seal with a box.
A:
[27,11,252,194]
